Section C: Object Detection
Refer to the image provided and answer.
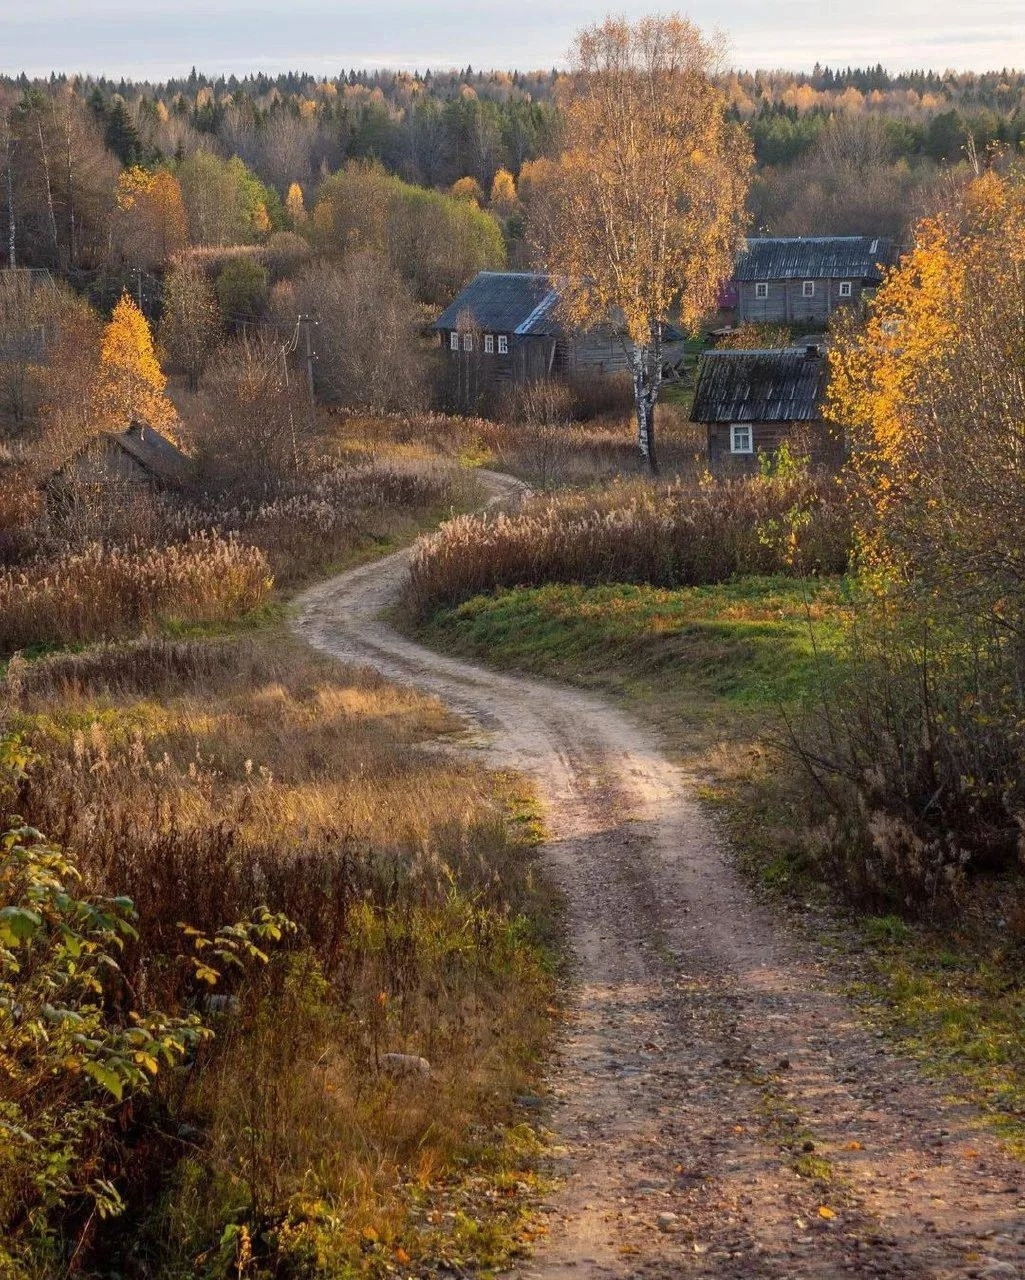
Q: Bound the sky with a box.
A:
[1,0,1023,80]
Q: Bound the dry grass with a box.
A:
[406,472,852,619]
[0,533,272,655]
[1,630,556,1275]
[331,405,707,487]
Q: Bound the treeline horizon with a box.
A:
[3,53,1024,299]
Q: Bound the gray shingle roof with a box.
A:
[114,422,192,485]
[433,271,560,335]
[691,348,828,424]
[734,237,893,283]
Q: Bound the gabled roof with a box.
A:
[433,271,561,336]
[111,422,192,485]
[691,348,828,424]
[734,237,893,283]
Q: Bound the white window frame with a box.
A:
[755,282,769,299]
[731,424,753,455]
[484,333,494,354]
[497,334,508,355]
[838,281,853,298]
[462,333,473,352]
[449,331,459,351]
[802,280,816,298]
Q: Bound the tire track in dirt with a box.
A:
[294,471,1025,1279]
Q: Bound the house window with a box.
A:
[485,334,494,354]
[731,425,753,454]
[755,282,769,299]
[838,281,852,298]
[462,333,473,352]
[497,334,508,355]
[802,280,816,298]
[449,331,459,351]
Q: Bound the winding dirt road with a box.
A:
[295,472,1025,1279]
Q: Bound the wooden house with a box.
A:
[54,422,192,492]
[691,345,841,473]
[434,271,684,395]
[733,237,894,325]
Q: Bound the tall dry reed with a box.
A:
[407,473,851,617]
[0,532,272,653]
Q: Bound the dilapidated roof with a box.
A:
[734,237,893,283]
[691,348,828,424]
[433,271,561,336]
[111,422,192,485]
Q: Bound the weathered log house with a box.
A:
[691,345,842,473]
[53,422,192,492]
[435,271,683,393]
[733,236,894,325]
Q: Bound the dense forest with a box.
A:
[2,62,1025,292]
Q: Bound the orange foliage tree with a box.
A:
[530,15,751,471]
[450,176,484,205]
[489,167,517,214]
[827,170,1025,622]
[115,167,188,268]
[285,181,307,226]
[94,293,177,435]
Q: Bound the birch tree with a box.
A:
[532,15,751,471]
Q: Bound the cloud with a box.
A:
[2,0,1022,78]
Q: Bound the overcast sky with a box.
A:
[3,1,1023,80]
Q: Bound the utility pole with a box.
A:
[299,313,317,436]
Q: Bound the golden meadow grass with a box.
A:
[0,533,272,654]
[1,630,556,1275]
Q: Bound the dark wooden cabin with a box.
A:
[691,345,841,473]
[434,271,684,402]
[733,237,894,325]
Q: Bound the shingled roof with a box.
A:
[111,422,192,485]
[734,237,893,283]
[691,348,828,424]
[433,271,561,335]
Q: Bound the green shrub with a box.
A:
[0,814,211,1277]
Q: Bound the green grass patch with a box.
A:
[420,577,848,714]
[849,928,1025,1155]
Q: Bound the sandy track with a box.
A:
[294,471,1025,1279]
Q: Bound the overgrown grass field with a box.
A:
[1,628,559,1277]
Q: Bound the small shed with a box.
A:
[733,236,894,325]
[691,346,840,472]
[55,422,192,491]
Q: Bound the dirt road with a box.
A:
[295,472,1025,1279]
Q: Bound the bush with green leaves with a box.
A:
[0,817,210,1276]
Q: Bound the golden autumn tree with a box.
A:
[531,15,751,470]
[285,181,307,226]
[450,176,484,205]
[115,166,188,268]
[827,170,1025,624]
[489,167,517,214]
[94,293,177,435]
